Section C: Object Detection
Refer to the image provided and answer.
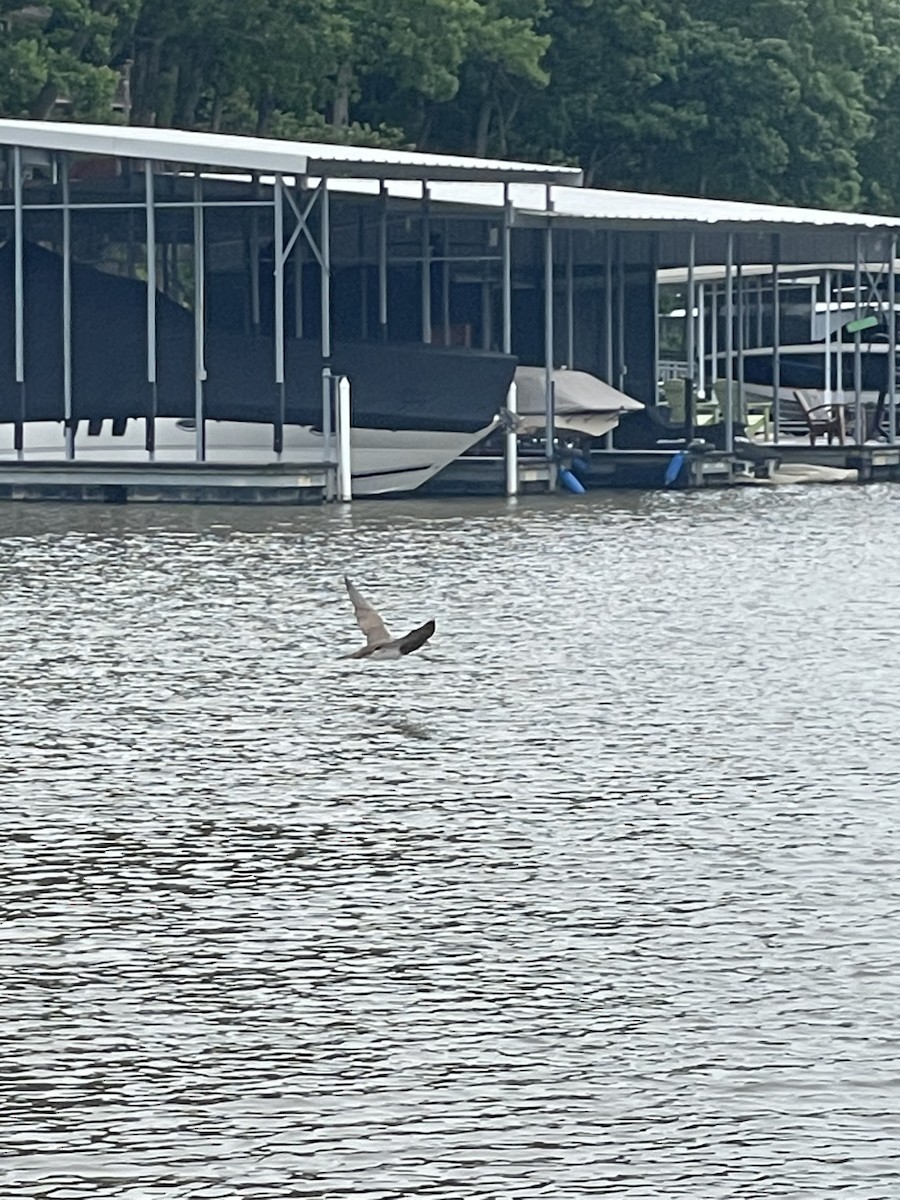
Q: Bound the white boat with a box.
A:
[0,416,498,497]
[704,291,898,409]
[0,242,514,497]
[731,330,892,411]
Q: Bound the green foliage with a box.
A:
[4,0,900,210]
[0,34,49,115]
[0,0,138,117]
[504,0,900,210]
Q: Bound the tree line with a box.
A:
[3,0,900,211]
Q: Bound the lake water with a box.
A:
[2,485,900,1199]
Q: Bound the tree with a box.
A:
[506,0,694,179]
[414,0,550,155]
[672,0,883,207]
[0,0,138,120]
[853,0,900,213]
[6,0,900,214]
[130,0,346,133]
[326,0,548,154]
[510,0,900,207]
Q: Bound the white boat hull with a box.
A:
[0,418,497,497]
[723,341,890,411]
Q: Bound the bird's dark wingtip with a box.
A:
[398,618,436,656]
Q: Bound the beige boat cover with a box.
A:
[514,367,644,439]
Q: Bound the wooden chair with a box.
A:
[792,390,846,446]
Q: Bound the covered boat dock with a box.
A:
[2,117,900,501]
[335,177,900,490]
[0,119,577,503]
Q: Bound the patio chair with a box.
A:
[792,389,846,446]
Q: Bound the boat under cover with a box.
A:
[0,241,515,436]
[514,366,644,439]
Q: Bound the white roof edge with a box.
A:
[318,177,900,232]
[659,263,900,284]
[539,185,900,231]
[0,118,582,185]
[4,120,891,229]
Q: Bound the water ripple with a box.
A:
[2,487,900,1197]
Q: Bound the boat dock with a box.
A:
[0,460,330,505]
[766,441,900,482]
[421,455,556,496]
[1,118,900,505]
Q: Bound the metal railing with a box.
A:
[658,359,689,382]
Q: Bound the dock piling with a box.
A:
[337,375,352,502]
[501,184,518,496]
[505,381,518,497]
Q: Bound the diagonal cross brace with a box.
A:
[276,177,327,271]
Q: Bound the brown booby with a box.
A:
[343,576,435,660]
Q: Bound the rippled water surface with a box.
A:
[3,486,900,1198]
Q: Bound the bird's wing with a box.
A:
[397,619,436,656]
[344,576,391,645]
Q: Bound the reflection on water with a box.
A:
[2,487,900,1198]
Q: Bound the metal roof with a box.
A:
[7,117,886,229]
[324,177,900,232]
[0,118,582,185]
[548,186,900,231]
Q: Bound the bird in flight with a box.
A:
[343,576,435,660]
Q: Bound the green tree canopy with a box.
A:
[3,0,900,211]
[0,0,139,119]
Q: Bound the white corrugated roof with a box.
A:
[324,177,900,231]
[191,171,900,234]
[547,186,900,230]
[0,118,582,184]
[9,117,885,228]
